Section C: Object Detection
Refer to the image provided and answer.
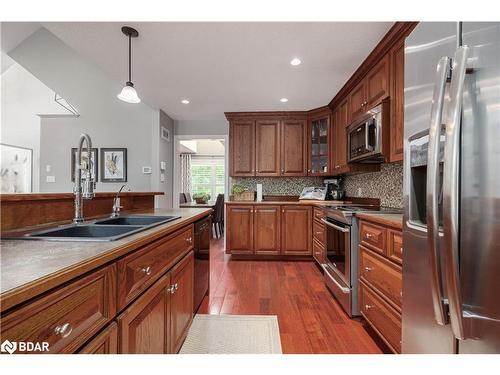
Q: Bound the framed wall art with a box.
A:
[101,148,127,182]
[0,143,33,193]
[71,147,98,182]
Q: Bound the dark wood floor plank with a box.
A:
[198,238,383,354]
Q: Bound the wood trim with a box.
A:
[225,111,307,121]
[306,105,332,120]
[0,192,163,202]
[328,22,418,110]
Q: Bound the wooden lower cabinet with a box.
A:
[312,239,325,265]
[117,272,172,354]
[254,205,281,255]
[79,322,118,354]
[226,205,254,254]
[170,251,194,353]
[281,206,312,256]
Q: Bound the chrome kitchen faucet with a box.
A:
[73,133,96,223]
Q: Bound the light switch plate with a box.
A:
[160,161,166,170]
[46,175,56,183]
[160,173,165,182]
[142,166,152,174]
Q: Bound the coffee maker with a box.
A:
[324,178,344,201]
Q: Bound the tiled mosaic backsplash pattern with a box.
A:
[231,176,324,196]
[343,163,403,208]
[231,162,403,208]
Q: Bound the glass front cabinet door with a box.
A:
[308,115,330,175]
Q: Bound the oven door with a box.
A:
[321,218,353,316]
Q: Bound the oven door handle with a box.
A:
[320,218,350,233]
[322,265,350,293]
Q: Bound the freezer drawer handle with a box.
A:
[443,45,470,340]
[426,55,451,327]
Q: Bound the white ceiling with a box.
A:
[11,22,393,121]
[1,22,40,73]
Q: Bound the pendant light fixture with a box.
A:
[117,26,141,104]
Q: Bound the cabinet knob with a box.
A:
[365,233,373,239]
[365,304,373,311]
[186,237,193,244]
[141,266,152,275]
[54,322,73,338]
[364,266,374,272]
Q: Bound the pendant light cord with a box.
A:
[128,33,132,83]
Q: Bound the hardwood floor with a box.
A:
[198,238,386,354]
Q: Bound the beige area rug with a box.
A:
[179,314,282,354]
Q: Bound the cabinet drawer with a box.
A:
[117,226,193,310]
[313,207,326,223]
[360,221,386,255]
[312,238,325,265]
[387,229,403,264]
[78,322,118,354]
[0,265,116,354]
[359,245,402,310]
[359,281,401,353]
[312,219,326,244]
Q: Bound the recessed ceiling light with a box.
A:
[181,99,190,104]
[290,58,301,66]
[280,98,289,103]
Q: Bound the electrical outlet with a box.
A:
[46,176,56,183]
[142,166,152,174]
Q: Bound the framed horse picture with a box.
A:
[0,143,33,193]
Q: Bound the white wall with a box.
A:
[151,110,174,208]
[174,119,228,136]
[0,63,68,191]
[9,27,160,193]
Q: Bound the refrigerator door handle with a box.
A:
[443,45,470,340]
[426,56,451,326]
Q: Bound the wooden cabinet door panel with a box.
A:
[226,205,254,254]
[281,206,312,255]
[338,100,349,168]
[387,229,403,265]
[390,40,405,162]
[359,221,387,255]
[170,251,194,353]
[282,119,307,176]
[78,322,118,354]
[366,54,390,107]
[117,226,193,310]
[254,205,281,255]
[118,272,171,354]
[230,120,255,176]
[0,265,116,354]
[313,238,325,265]
[349,80,366,121]
[256,120,280,176]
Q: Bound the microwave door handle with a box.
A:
[365,122,374,152]
[320,218,350,233]
[443,46,469,340]
[426,56,451,326]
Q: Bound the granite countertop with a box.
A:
[225,200,346,207]
[0,208,212,312]
[355,212,403,229]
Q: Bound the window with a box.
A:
[191,156,225,199]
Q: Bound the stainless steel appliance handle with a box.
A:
[426,55,451,326]
[320,218,350,233]
[365,121,374,152]
[322,265,350,293]
[443,46,469,340]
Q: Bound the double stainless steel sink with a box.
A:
[17,215,181,242]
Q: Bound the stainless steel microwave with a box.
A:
[347,100,389,163]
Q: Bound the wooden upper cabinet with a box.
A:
[118,272,171,354]
[390,39,405,162]
[254,205,281,255]
[281,206,312,256]
[281,119,308,176]
[255,120,280,176]
[226,205,254,254]
[229,120,255,176]
[307,108,331,176]
[349,80,366,122]
[331,100,349,175]
[170,252,194,353]
[366,54,390,108]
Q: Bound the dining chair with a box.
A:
[212,194,225,239]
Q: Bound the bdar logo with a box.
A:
[1,340,17,354]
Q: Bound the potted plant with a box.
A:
[193,192,211,204]
[231,184,255,201]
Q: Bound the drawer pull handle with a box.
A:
[54,322,73,338]
[141,266,152,275]
[365,304,373,311]
[186,237,193,244]
[365,233,373,239]
[315,231,323,236]
[169,283,179,294]
[364,266,374,272]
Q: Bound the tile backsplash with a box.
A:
[231,162,403,208]
[231,176,324,196]
[343,163,403,208]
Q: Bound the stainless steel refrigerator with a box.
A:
[403,22,500,354]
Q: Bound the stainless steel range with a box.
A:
[321,204,401,317]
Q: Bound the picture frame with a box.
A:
[161,126,170,142]
[100,148,127,182]
[0,143,33,193]
[71,148,98,182]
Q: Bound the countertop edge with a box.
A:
[0,208,212,313]
[225,200,345,206]
[0,191,164,202]
[355,212,403,230]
